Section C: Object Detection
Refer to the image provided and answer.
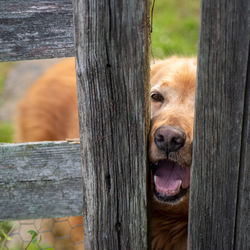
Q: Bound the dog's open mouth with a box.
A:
[152,159,190,203]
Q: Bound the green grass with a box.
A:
[0,62,13,95]
[0,122,13,143]
[0,221,14,249]
[0,62,15,143]
[0,222,54,250]
[0,62,14,143]
[151,0,200,58]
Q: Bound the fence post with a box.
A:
[72,0,151,249]
[188,0,250,249]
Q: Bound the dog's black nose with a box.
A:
[154,126,186,153]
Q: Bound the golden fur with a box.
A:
[16,57,197,250]
[16,59,79,142]
[150,57,196,250]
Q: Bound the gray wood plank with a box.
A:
[0,0,74,62]
[188,0,250,249]
[73,0,151,249]
[0,141,82,220]
[234,53,250,250]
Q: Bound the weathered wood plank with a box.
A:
[73,0,151,249]
[0,141,82,220]
[234,54,250,250]
[0,0,74,62]
[188,0,250,249]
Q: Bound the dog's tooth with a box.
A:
[163,180,182,196]
[154,175,157,184]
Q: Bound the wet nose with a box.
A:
[154,126,186,153]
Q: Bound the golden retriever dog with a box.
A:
[16,56,196,250]
[150,57,196,250]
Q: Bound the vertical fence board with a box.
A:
[188,0,250,249]
[234,56,250,250]
[73,0,151,249]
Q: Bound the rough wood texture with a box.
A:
[73,0,151,249]
[0,0,74,62]
[188,0,250,249]
[0,141,82,220]
[234,53,250,250]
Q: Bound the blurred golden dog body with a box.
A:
[16,59,79,142]
[16,57,196,250]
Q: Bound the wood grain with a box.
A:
[188,0,250,249]
[0,141,82,220]
[73,0,151,249]
[0,0,74,62]
[234,52,250,250]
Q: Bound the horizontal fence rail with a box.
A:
[0,141,82,220]
[0,0,74,62]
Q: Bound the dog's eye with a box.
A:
[151,93,164,102]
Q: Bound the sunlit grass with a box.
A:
[151,0,200,58]
[0,121,13,143]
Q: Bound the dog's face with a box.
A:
[149,57,196,206]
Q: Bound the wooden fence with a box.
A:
[0,0,249,249]
[1,0,151,249]
[0,0,74,61]
[188,1,249,249]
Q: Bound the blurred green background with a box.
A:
[0,0,200,144]
[151,0,200,57]
[0,62,13,143]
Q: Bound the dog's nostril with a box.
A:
[172,136,185,146]
[154,126,186,153]
[155,134,164,142]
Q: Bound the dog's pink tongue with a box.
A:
[154,160,190,195]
